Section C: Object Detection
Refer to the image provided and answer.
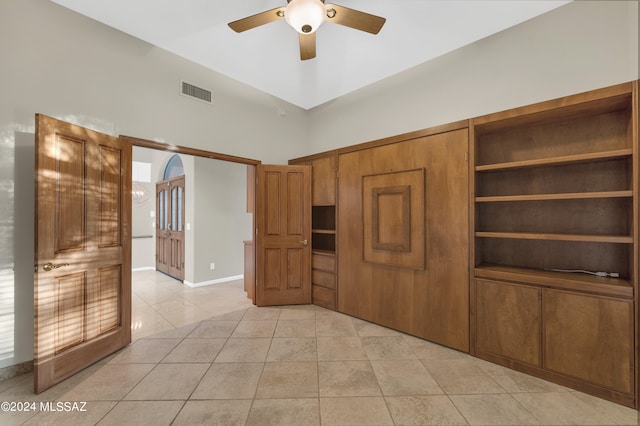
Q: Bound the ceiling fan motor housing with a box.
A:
[285,0,326,34]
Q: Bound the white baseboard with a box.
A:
[132,266,156,272]
[183,275,244,288]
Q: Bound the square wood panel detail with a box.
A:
[362,169,425,269]
[371,185,411,251]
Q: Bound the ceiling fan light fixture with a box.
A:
[285,0,325,34]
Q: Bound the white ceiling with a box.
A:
[50,0,570,110]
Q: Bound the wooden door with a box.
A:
[156,182,169,275]
[155,176,185,280]
[256,165,311,306]
[35,114,131,393]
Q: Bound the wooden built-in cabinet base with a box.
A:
[312,251,336,310]
[475,276,635,407]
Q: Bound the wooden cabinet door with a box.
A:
[543,289,634,395]
[475,279,541,367]
[35,115,131,392]
[255,165,311,306]
[311,156,336,205]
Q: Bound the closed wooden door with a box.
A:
[155,176,185,280]
[256,165,311,306]
[156,182,169,275]
[34,114,131,393]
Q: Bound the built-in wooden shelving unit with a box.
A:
[471,81,638,408]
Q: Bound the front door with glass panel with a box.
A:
[156,175,185,280]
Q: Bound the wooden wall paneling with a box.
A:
[362,169,425,269]
[338,128,470,351]
[413,129,470,350]
[338,150,374,320]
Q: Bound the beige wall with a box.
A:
[0,0,307,369]
[307,1,640,152]
[192,157,252,284]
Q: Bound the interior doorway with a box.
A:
[131,145,253,285]
[127,138,258,339]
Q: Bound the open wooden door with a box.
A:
[256,165,311,306]
[34,115,131,393]
[155,176,185,281]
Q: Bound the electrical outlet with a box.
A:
[210,262,215,270]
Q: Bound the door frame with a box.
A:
[120,135,261,302]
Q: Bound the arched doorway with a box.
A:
[156,154,185,280]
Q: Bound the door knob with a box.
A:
[43,262,69,272]
[299,239,308,246]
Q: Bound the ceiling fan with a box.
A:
[228,0,386,61]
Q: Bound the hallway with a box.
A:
[130,270,253,341]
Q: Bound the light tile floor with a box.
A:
[0,271,638,425]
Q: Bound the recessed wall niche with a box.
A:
[362,168,425,269]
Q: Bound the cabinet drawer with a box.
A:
[312,270,336,289]
[312,254,335,272]
[312,285,336,310]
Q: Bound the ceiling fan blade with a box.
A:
[299,33,316,60]
[228,7,285,33]
[324,4,386,34]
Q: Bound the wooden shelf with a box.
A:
[312,229,336,235]
[475,149,632,172]
[475,264,632,298]
[476,191,632,203]
[475,231,633,244]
